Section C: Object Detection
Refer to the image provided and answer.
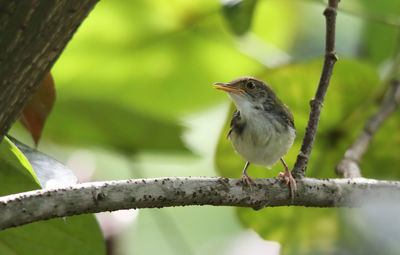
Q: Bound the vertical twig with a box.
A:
[292,0,340,178]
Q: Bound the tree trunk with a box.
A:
[0,0,99,140]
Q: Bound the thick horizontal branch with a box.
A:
[1,177,400,230]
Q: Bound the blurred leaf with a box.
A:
[0,137,40,195]
[0,139,105,255]
[20,73,55,146]
[361,0,400,64]
[51,0,263,119]
[214,58,384,254]
[9,137,78,189]
[43,99,188,153]
[337,206,400,255]
[222,0,258,36]
[0,215,106,255]
[246,0,323,62]
[359,109,400,180]
[237,207,339,254]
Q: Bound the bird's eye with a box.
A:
[246,82,255,89]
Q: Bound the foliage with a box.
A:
[2,0,400,254]
[20,73,55,147]
[0,138,105,254]
[215,59,397,254]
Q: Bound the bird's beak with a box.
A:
[213,82,244,93]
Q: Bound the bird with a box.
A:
[213,76,297,196]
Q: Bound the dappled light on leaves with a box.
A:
[43,99,188,153]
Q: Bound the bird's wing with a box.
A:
[227,110,240,139]
[282,104,295,129]
[275,98,295,129]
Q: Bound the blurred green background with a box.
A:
[7,0,400,254]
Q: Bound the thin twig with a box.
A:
[1,177,400,231]
[309,0,400,27]
[292,0,340,178]
[336,28,400,177]
[336,80,400,177]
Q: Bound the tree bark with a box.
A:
[1,177,400,230]
[0,0,99,140]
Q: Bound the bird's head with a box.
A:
[213,76,279,112]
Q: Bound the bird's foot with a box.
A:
[278,170,297,198]
[241,172,256,186]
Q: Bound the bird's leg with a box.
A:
[241,161,256,185]
[278,158,297,198]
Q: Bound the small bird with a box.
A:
[214,77,297,195]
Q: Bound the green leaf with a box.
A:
[361,0,400,64]
[0,137,40,194]
[0,138,106,255]
[214,58,384,253]
[237,207,339,254]
[43,99,189,153]
[9,137,77,189]
[0,215,105,255]
[222,0,258,36]
[359,108,400,180]
[51,0,262,120]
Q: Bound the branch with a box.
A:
[1,177,400,230]
[292,0,340,178]
[336,80,400,177]
[0,0,99,141]
[310,0,400,27]
[336,27,400,177]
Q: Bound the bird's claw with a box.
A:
[241,173,256,186]
[278,171,297,199]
